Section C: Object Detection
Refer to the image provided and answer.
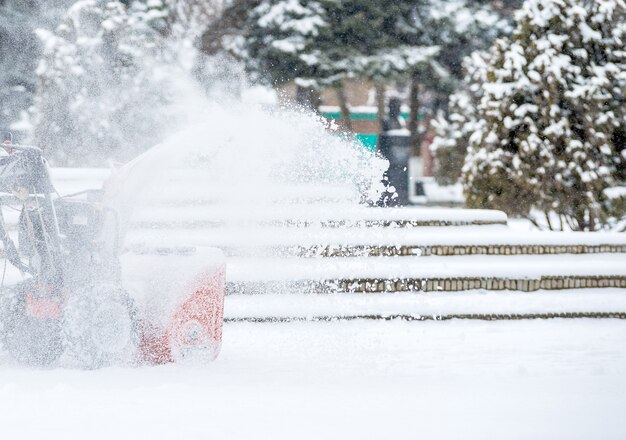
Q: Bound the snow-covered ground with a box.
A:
[1,318,625,439]
[225,289,626,318]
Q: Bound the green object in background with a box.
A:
[355,134,378,151]
[321,111,424,151]
[321,112,424,121]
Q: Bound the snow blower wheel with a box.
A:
[63,284,138,369]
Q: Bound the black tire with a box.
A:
[63,283,138,369]
[1,283,64,367]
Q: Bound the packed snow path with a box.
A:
[1,318,625,439]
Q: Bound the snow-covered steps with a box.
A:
[227,276,626,294]
[128,206,508,228]
[47,168,506,226]
[223,290,626,321]
[224,254,626,281]
[1,167,623,298]
[0,207,508,231]
[4,170,508,230]
[48,168,470,213]
[124,226,626,257]
[224,254,626,293]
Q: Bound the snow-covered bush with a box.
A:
[462,0,626,230]
[30,0,173,165]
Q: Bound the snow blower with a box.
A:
[0,137,225,367]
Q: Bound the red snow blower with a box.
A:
[0,137,224,367]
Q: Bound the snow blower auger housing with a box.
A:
[0,140,225,367]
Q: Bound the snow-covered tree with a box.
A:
[238,0,509,135]
[0,0,75,132]
[242,0,325,82]
[463,0,626,230]
[239,0,445,126]
[240,0,327,105]
[30,0,173,165]
[327,2,440,131]
[394,0,511,155]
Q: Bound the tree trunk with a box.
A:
[198,0,259,55]
[409,74,420,157]
[335,83,353,133]
[588,209,596,231]
[544,211,553,231]
[375,83,386,133]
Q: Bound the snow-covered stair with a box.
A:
[224,254,626,293]
[2,168,625,303]
[124,225,626,257]
[224,289,626,322]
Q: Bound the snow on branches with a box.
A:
[461,0,625,230]
[240,0,328,88]
[30,0,175,165]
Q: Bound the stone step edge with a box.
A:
[298,243,626,257]
[331,276,626,292]
[122,243,626,258]
[3,243,625,259]
[225,311,626,323]
[227,276,626,294]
